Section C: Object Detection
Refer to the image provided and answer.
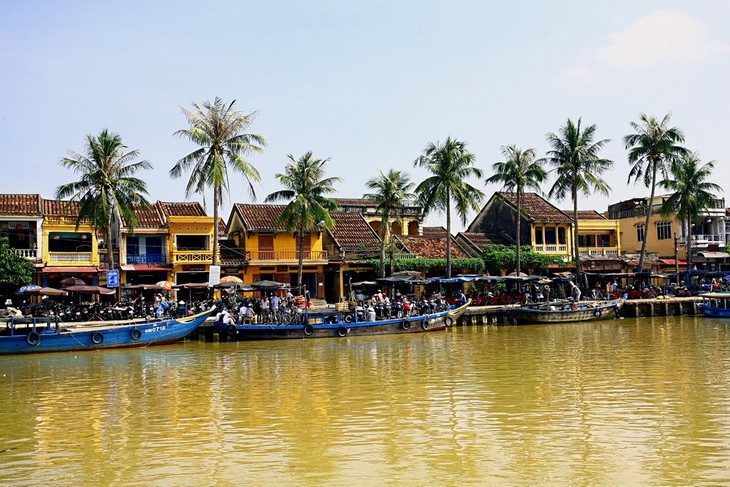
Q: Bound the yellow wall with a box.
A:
[617,214,683,258]
[42,218,99,267]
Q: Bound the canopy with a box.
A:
[173,282,210,289]
[16,284,42,295]
[64,285,116,295]
[219,275,243,284]
[124,284,161,290]
[250,280,288,290]
[60,277,86,287]
[155,280,175,291]
[38,287,68,297]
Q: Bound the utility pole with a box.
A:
[674,233,680,286]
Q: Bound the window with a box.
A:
[534,226,544,245]
[636,224,645,242]
[176,234,208,251]
[557,227,566,245]
[146,236,163,255]
[545,228,556,245]
[657,221,672,240]
[127,236,140,255]
[49,232,92,252]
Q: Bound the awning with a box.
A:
[659,258,687,265]
[697,252,730,259]
[121,264,173,271]
[42,267,99,273]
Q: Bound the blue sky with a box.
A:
[1,1,728,231]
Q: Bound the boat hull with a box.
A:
[216,303,472,341]
[698,293,730,318]
[0,309,215,355]
[510,299,624,325]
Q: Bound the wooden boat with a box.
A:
[217,300,470,341]
[509,298,624,325]
[0,308,215,355]
[697,292,730,318]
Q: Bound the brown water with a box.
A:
[2,315,730,486]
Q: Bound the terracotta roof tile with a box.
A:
[234,204,287,232]
[459,232,508,249]
[43,199,81,216]
[500,192,572,223]
[562,209,606,220]
[158,201,207,217]
[397,234,469,259]
[329,213,381,252]
[332,198,377,208]
[0,194,43,215]
[219,241,247,266]
[127,202,165,228]
[422,226,447,236]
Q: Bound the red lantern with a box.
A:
[87,274,94,279]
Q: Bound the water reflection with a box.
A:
[2,317,730,485]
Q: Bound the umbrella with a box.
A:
[220,275,243,284]
[251,280,288,290]
[155,280,175,291]
[124,284,161,290]
[39,287,68,297]
[64,285,116,295]
[60,276,86,287]
[16,284,42,295]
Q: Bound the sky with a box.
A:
[1,1,729,232]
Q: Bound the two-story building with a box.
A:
[160,202,215,285]
[333,198,423,237]
[41,199,101,287]
[0,194,44,270]
[226,204,330,297]
[118,202,174,286]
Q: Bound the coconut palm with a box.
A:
[265,152,342,292]
[546,118,612,287]
[414,137,484,278]
[659,152,722,276]
[624,113,687,274]
[363,169,416,277]
[56,129,152,269]
[486,145,547,276]
[171,97,266,265]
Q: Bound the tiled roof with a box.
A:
[43,199,81,216]
[422,226,447,236]
[158,201,207,217]
[562,209,606,220]
[459,232,508,249]
[329,213,381,252]
[499,192,572,223]
[218,217,227,236]
[332,198,377,208]
[219,241,247,266]
[234,204,287,232]
[0,194,43,216]
[397,234,469,259]
[128,202,165,228]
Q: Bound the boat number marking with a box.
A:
[145,326,167,333]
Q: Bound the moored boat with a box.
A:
[509,298,624,325]
[697,292,730,318]
[0,308,215,355]
[217,300,470,341]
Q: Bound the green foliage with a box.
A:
[0,237,34,286]
[481,244,562,274]
[358,258,484,274]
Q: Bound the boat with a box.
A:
[697,292,730,318]
[0,308,215,355]
[509,298,624,325]
[217,300,471,341]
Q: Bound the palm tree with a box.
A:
[171,97,266,266]
[56,129,152,269]
[486,145,547,276]
[414,137,484,278]
[265,152,342,293]
[624,113,687,274]
[659,152,722,276]
[363,169,416,277]
[546,118,612,287]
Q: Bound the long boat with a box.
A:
[0,308,215,355]
[217,301,470,341]
[697,292,730,318]
[509,298,624,325]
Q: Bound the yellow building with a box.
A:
[333,198,423,237]
[226,204,329,297]
[118,201,174,286]
[41,199,101,286]
[161,202,214,285]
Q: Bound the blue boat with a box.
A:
[698,292,730,318]
[0,308,215,355]
[215,301,470,341]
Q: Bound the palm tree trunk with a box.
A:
[383,215,391,277]
[573,187,580,288]
[106,225,115,270]
[686,217,693,282]
[297,226,305,293]
[516,192,522,276]
[212,189,219,266]
[446,189,452,278]
[638,165,657,274]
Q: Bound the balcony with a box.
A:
[682,234,724,246]
[127,253,167,264]
[579,246,620,257]
[48,252,93,263]
[172,250,213,264]
[12,248,37,260]
[533,244,569,254]
[246,250,329,262]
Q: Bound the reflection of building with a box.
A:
[41,199,100,286]
[607,195,727,270]
[0,194,43,264]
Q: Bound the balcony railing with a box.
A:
[578,246,620,257]
[48,252,92,263]
[246,250,328,261]
[172,250,213,264]
[533,244,569,254]
[127,253,167,264]
[12,248,37,259]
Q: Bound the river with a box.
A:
[2,315,730,486]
